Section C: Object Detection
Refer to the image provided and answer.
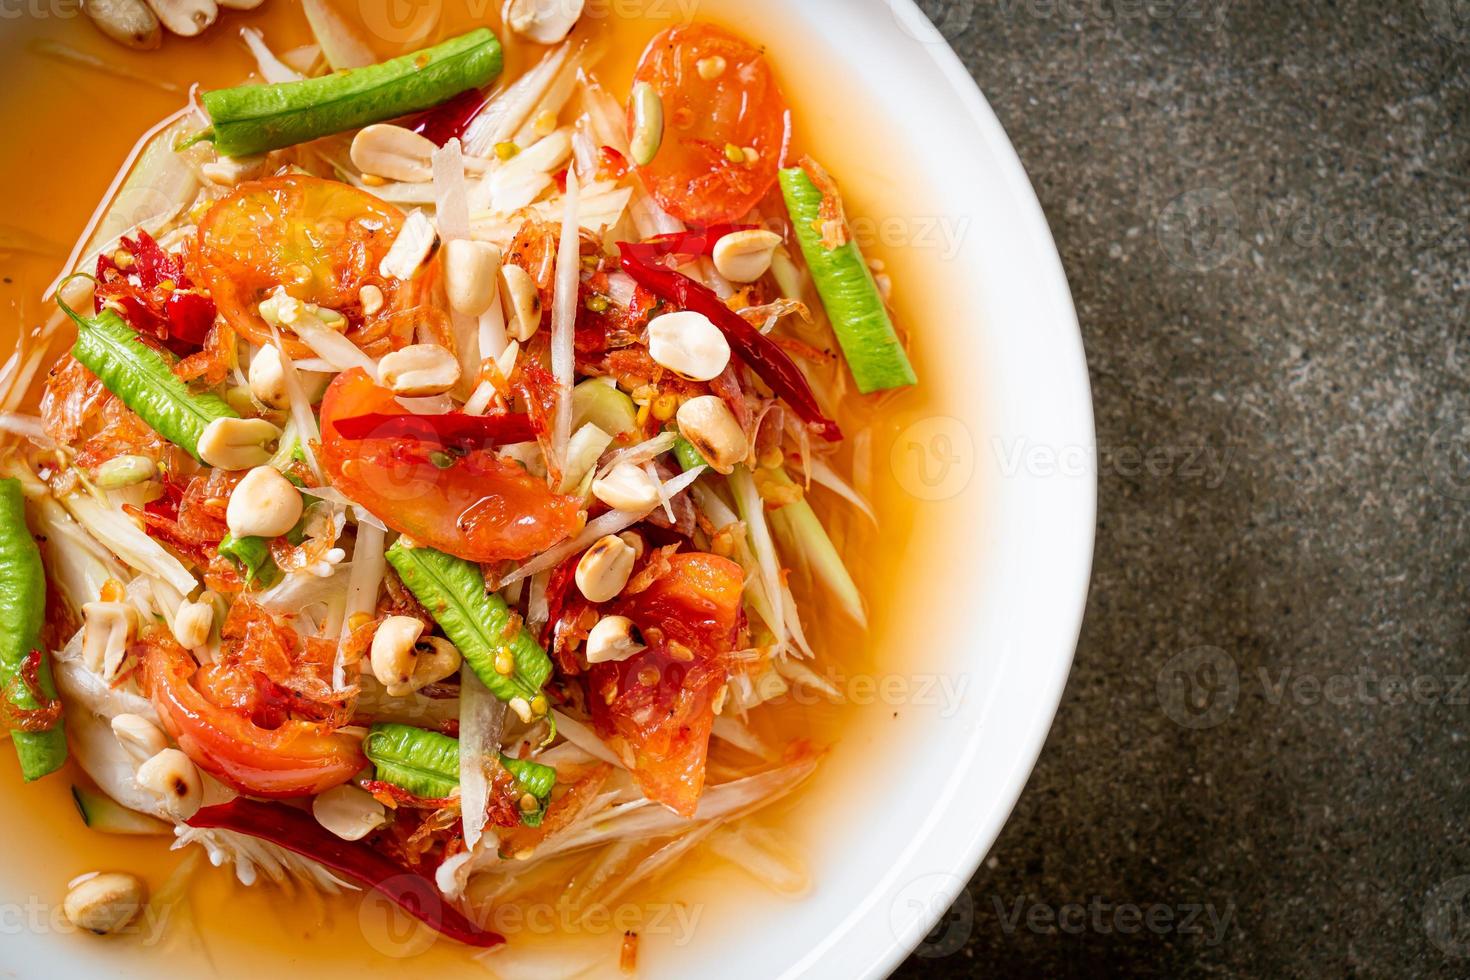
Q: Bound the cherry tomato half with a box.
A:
[197,175,416,360]
[630,24,790,226]
[319,368,582,562]
[589,552,744,816]
[141,634,364,799]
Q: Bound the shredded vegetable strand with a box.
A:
[433,138,482,389]
[729,467,786,650]
[549,169,581,476]
[240,27,304,84]
[334,522,385,688]
[268,328,324,484]
[459,669,506,849]
[807,456,878,524]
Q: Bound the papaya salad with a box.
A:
[0,11,915,955]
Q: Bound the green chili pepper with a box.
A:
[779,167,917,394]
[500,754,556,828]
[63,300,237,463]
[199,29,504,158]
[385,541,551,710]
[0,479,65,781]
[365,723,460,799]
[217,534,282,588]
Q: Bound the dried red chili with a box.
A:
[187,798,502,948]
[619,242,842,441]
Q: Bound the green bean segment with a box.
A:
[365,723,557,825]
[64,302,237,462]
[0,479,65,781]
[365,723,460,799]
[779,168,917,393]
[501,755,556,827]
[385,541,552,707]
[201,29,504,157]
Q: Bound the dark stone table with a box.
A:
[893,2,1470,976]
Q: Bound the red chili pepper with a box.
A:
[187,798,501,948]
[407,87,492,146]
[618,243,842,441]
[596,145,629,182]
[94,231,217,350]
[118,230,182,292]
[638,224,756,259]
[331,412,536,452]
[164,291,215,346]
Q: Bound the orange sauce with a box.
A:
[0,1,960,974]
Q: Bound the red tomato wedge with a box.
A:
[319,369,582,562]
[588,553,744,816]
[197,175,416,360]
[630,24,790,226]
[140,633,364,799]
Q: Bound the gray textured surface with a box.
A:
[893,1,1470,976]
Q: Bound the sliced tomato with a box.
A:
[588,553,744,816]
[140,632,364,799]
[197,175,416,360]
[319,369,582,562]
[630,24,790,226]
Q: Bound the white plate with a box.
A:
[692,2,1096,976]
[2,1,1093,976]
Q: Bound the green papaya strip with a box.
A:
[201,29,503,157]
[364,723,556,825]
[761,468,866,625]
[385,541,552,710]
[0,479,66,781]
[779,167,918,394]
[63,302,237,463]
[364,723,460,799]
